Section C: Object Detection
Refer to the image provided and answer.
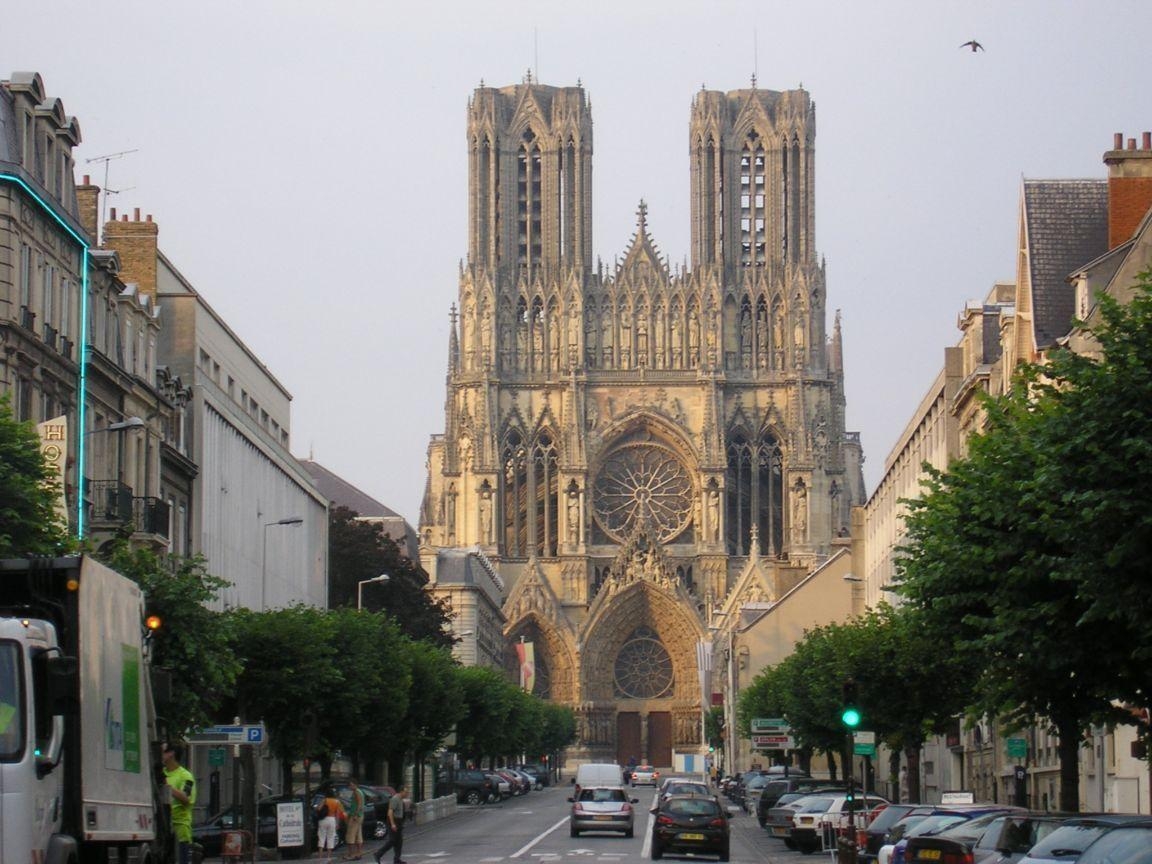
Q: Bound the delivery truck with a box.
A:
[0,555,171,864]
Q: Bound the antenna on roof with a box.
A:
[753,27,759,86]
[534,27,539,83]
[85,148,139,241]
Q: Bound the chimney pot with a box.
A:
[146,214,153,222]
[82,174,90,185]
[1129,138,1137,150]
[122,214,128,221]
[1114,132,1124,149]
[134,207,141,221]
[1144,132,1151,150]
[110,207,117,221]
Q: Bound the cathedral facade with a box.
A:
[421,78,865,766]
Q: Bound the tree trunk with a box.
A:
[1055,718,1082,812]
[905,744,922,805]
[888,749,902,803]
[827,750,839,782]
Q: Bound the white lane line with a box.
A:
[510,815,570,858]
[640,791,659,858]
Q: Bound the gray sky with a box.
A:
[5,0,1149,524]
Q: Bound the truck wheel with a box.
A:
[465,790,482,805]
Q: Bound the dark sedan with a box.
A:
[651,794,730,861]
[193,796,307,857]
[905,812,1024,864]
[1020,814,1149,864]
[1072,821,1152,864]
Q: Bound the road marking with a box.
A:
[640,793,659,859]
[510,815,569,858]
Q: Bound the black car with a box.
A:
[310,782,390,845]
[905,812,1020,864]
[453,768,498,805]
[651,794,730,862]
[193,796,307,857]
[1021,814,1150,863]
[859,803,918,863]
[1073,821,1152,864]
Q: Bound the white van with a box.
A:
[574,763,625,793]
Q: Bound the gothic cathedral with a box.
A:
[421,77,865,765]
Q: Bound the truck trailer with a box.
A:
[0,555,171,864]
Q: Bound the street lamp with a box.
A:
[261,517,303,610]
[357,574,391,610]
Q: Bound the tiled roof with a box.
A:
[297,458,398,519]
[1023,179,1109,348]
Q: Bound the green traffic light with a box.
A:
[841,707,861,728]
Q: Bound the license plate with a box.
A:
[594,815,613,821]
[917,851,942,861]
[678,833,705,841]
[772,827,789,836]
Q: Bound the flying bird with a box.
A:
[960,39,985,52]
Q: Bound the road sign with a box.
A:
[208,747,227,767]
[853,730,877,756]
[752,717,791,734]
[1006,737,1028,759]
[752,734,796,749]
[189,724,265,745]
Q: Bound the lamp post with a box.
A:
[357,574,391,610]
[261,517,303,610]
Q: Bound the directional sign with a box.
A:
[752,734,796,749]
[1006,737,1028,759]
[853,730,877,756]
[752,717,791,734]
[190,724,265,745]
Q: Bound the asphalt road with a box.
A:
[279,784,829,864]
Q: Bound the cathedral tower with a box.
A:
[422,78,865,767]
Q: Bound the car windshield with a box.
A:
[1025,823,1114,858]
[908,814,968,837]
[1074,827,1152,864]
[667,798,720,817]
[666,783,708,795]
[580,788,626,803]
[796,797,836,813]
[869,805,916,832]
[935,812,1004,843]
[0,642,23,761]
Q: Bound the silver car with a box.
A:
[569,786,639,837]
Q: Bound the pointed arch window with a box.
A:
[532,430,559,556]
[501,428,528,556]
[740,136,766,267]
[725,430,784,555]
[517,133,542,270]
[500,427,559,558]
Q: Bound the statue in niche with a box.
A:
[670,314,682,367]
[708,489,720,542]
[620,308,633,368]
[791,483,807,544]
[773,309,785,369]
[479,486,492,544]
[636,314,648,366]
[567,492,580,542]
[601,306,614,367]
[517,318,528,371]
[757,305,769,367]
[793,318,806,367]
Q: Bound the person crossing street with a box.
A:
[373,784,408,864]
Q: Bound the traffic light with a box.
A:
[841,678,861,728]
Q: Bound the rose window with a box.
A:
[614,627,674,699]
[592,441,694,543]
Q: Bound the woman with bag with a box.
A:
[316,792,346,862]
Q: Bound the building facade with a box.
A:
[421,78,865,765]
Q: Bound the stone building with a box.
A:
[421,78,866,766]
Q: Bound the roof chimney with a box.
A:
[1105,130,1152,248]
[75,174,101,242]
[103,208,160,300]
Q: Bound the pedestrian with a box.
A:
[316,789,346,862]
[373,783,408,864]
[343,778,366,860]
[162,742,196,864]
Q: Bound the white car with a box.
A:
[629,765,659,786]
[789,793,889,854]
[658,777,713,800]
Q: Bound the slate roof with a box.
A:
[0,85,18,165]
[1023,179,1109,348]
[434,547,505,603]
[297,458,418,559]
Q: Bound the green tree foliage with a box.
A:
[99,542,239,736]
[327,505,454,647]
[454,665,518,765]
[0,394,70,557]
[893,276,1152,810]
[384,638,464,790]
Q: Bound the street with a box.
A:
[279,785,821,864]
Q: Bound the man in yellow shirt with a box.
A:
[162,743,197,864]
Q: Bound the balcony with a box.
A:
[89,480,134,522]
[19,305,36,330]
[43,323,57,350]
[133,497,170,540]
[59,337,72,360]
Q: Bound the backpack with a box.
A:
[317,800,329,819]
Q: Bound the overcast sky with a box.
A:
[5,0,1149,524]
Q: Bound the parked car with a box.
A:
[726,769,768,808]
[518,763,550,787]
[756,777,846,827]
[494,769,530,795]
[1020,814,1150,864]
[883,807,1024,864]
[1072,820,1152,864]
[488,771,513,799]
[789,792,889,855]
[651,793,731,861]
[453,769,498,805]
[568,785,639,837]
[194,795,320,857]
[310,782,390,845]
[631,764,659,786]
[904,811,1035,864]
[859,803,920,863]
[765,792,832,847]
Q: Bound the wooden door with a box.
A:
[648,711,672,767]
[617,712,641,766]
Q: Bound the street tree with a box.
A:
[896,363,1132,811]
[99,542,239,735]
[453,665,517,765]
[327,505,454,647]
[0,394,70,557]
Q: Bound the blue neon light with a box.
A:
[0,173,91,538]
